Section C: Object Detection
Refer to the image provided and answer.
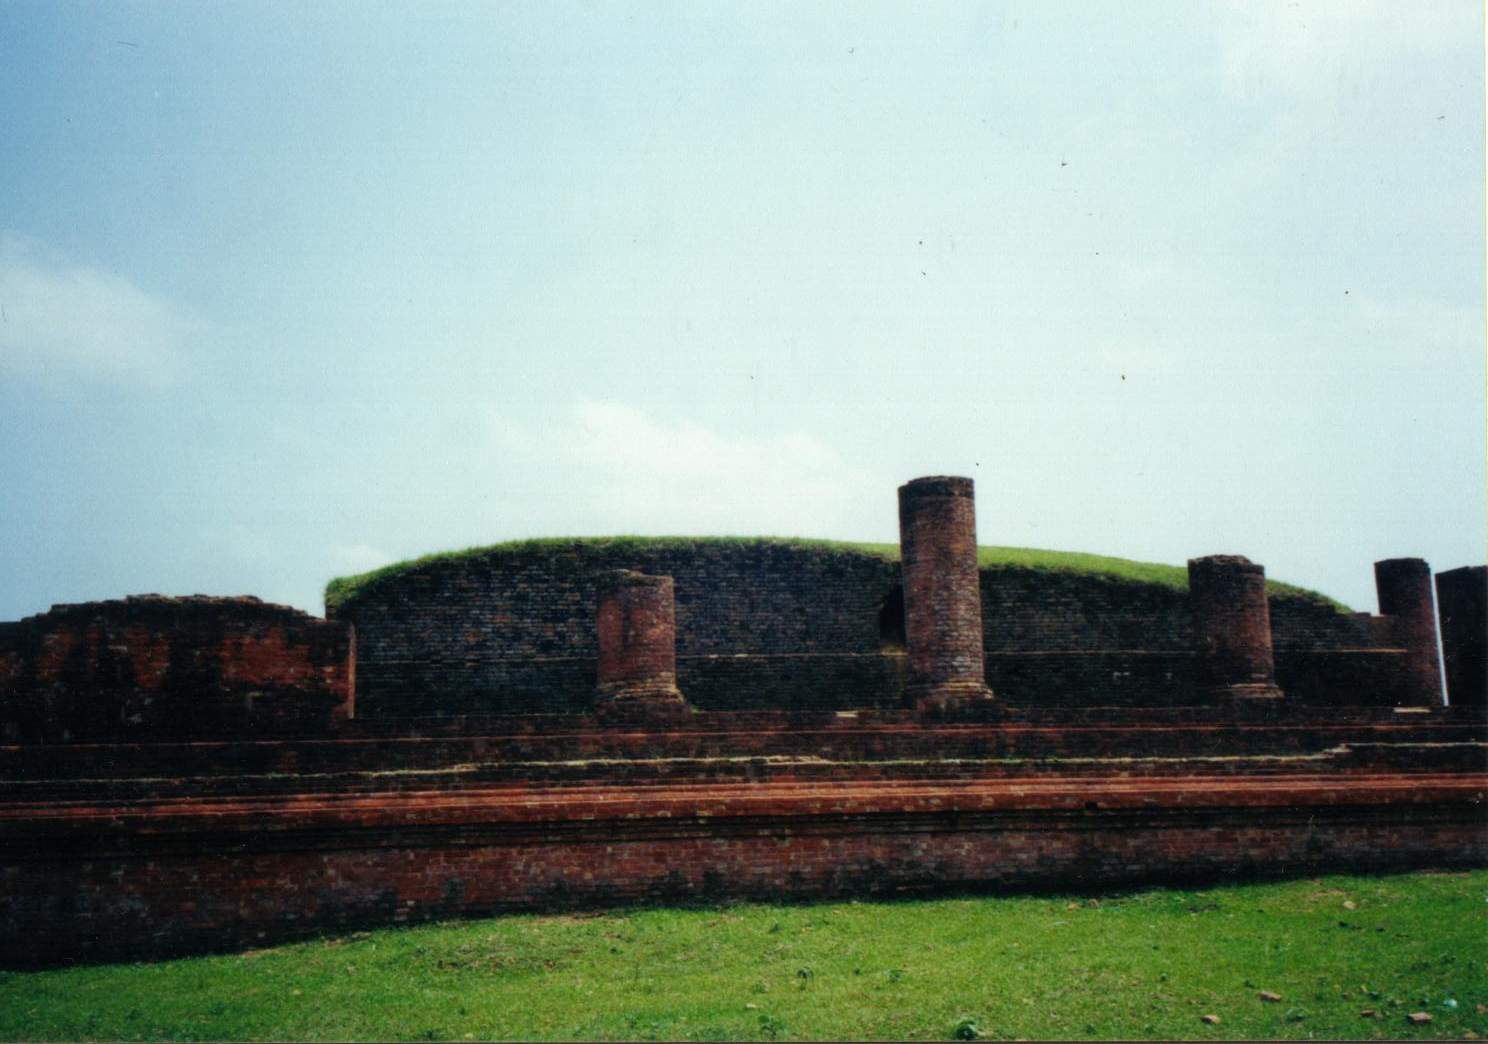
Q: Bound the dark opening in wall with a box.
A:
[879,588,906,649]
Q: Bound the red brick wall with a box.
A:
[2,772,1482,966]
[0,596,354,741]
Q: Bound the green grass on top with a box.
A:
[324,536,1348,613]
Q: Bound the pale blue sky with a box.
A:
[1,1,1483,618]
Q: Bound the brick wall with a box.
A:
[328,542,900,716]
[3,771,1482,966]
[3,693,1480,965]
[330,542,1406,715]
[0,596,354,741]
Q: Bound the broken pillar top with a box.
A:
[899,475,975,499]
[1189,554,1257,569]
[1376,556,1429,569]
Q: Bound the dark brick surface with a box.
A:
[0,596,353,741]
[1436,566,1485,712]
[328,542,902,716]
[330,541,1413,715]
[1187,556,1282,700]
[1375,559,1445,707]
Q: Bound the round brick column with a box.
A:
[898,476,994,713]
[595,570,687,715]
[1375,558,1444,707]
[1187,555,1283,701]
[1435,565,1486,713]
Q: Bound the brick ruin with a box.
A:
[898,476,995,714]
[593,569,688,721]
[0,476,1483,966]
[0,595,354,743]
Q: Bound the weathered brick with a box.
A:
[1436,565,1486,711]
[1188,556,1283,701]
[0,596,353,741]
[898,476,993,713]
[1375,558,1445,707]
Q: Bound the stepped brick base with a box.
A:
[3,765,1484,967]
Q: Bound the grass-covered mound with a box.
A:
[325,536,1346,613]
[3,870,1481,1040]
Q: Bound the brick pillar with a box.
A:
[1436,566,1486,712]
[1375,558,1444,707]
[898,476,994,713]
[595,570,687,717]
[1188,555,1283,701]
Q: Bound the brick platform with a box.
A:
[1,705,1484,966]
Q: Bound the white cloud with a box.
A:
[1214,1,1477,100]
[501,400,887,539]
[0,235,194,384]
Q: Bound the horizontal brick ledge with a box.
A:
[2,719,1474,757]
[3,773,1482,838]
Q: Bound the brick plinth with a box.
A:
[1375,559,1444,707]
[1188,556,1283,701]
[1435,565,1486,712]
[595,570,687,719]
[2,772,1482,967]
[898,476,994,714]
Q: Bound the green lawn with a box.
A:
[3,871,1483,1041]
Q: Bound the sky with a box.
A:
[0,1,1483,619]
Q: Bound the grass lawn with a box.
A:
[2,870,1482,1041]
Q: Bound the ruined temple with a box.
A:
[1,476,1484,966]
